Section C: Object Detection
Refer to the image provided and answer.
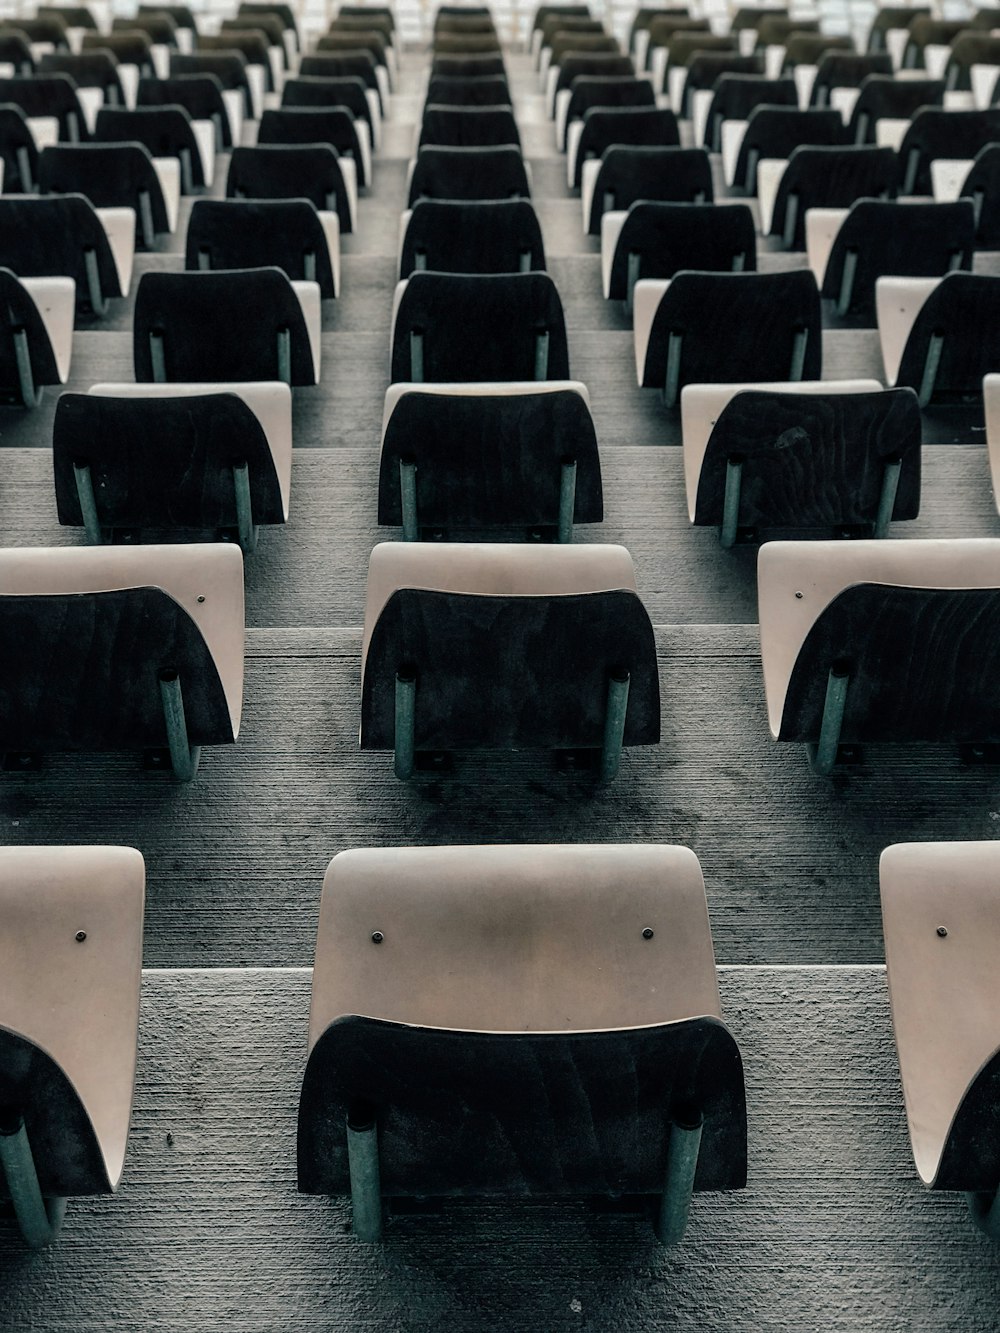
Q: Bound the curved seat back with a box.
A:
[138,74,232,148]
[227,143,352,231]
[94,104,205,187]
[186,197,337,298]
[400,199,545,277]
[574,106,680,187]
[898,107,1000,194]
[606,201,756,299]
[0,193,123,306]
[419,104,520,149]
[587,145,713,232]
[408,144,530,203]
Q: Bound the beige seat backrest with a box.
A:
[380,378,591,442]
[982,373,1000,515]
[309,843,721,1041]
[361,541,639,672]
[680,378,882,520]
[757,538,1000,738]
[0,845,144,1188]
[89,380,294,519]
[875,274,941,385]
[881,841,1000,1185]
[0,543,246,736]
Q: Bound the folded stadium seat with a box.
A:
[807,199,974,323]
[39,142,178,249]
[138,73,237,152]
[803,51,893,115]
[424,75,510,108]
[0,73,89,143]
[0,543,244,778]
[555,73,654,153]
[227,143,355,232]
[725,105,847,193]
[143,4,198,52]
[299,842,746,1239]
[533,4,591,59]
[0,845,143,1249]
[0,192,132,316]
[0,103,52,191]
[10,14,69,50]
[684,54,764,145]
[662,34,738,111]
[538,18,607,82]
[198,32,273,112]
[680,380,920,547]
[758,537,1000,773]
[778,33,853,86]
[257,106,370,188]
[881,840,1000,1239]
[901,16,968,74]
[94,104,213,192]
[602,201,757,312]
[407,144,530,205]
[584,145,713,234]
[186,198,339,300]
[760,144,899,251]
[390,271,569,384]
[171,52,256,125]
[0,31,34,77]
[115,11,177,76]
[545,36,623,111]
[549,53,633,126]
[867,5,930,57]
[418,104,520,150]
[91,29,158,90]
[877,271,1000,406]
[702,73,797,151]
[39,52,127,129]
[281,73,378,154]
[644,16,708,90]
[316,30,392,103]
[53,381,291,554]
[240,2,300,62]
[37,5,97,30]
[378,381,601,540]
[897,107,1000,193]
[0,265,73,405]
[846,73,944,146]
[358,543,659,781]
[398,199,545,279]
[569,106,680,191]
[134,268,320,386]
[930,140,1000,244]
[223,14,288,80]
[932,31,1000,94]
[431,53,507,80]
[299,52,383,118]
[633,270,822,407]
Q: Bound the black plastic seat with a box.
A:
[898,108,1000,194]
[681,53,763,122]
[586,145,713,234]
[901,16,968,70]
[38,142,174,249]
[603,202,756,304]
[879,272,1000,405]
[138,74,233,150]
[82,31,155,77]
[559,75,654,150]
[93,105,207,192]
[257,107,369,187]
[10,15,69,47]
[0,74,88,143]
[424,74,510,107]
[400,199,545,278]
[944,31,1000,91]
[552,53,633,103]
[199,32,274,95]
[186,198,338,299]
[0,103,45,191]
[634,270,822,406]
[731,105,847,193]
[430,54,506,80]
[299,52,383,113]
[781,32,853,71]
[133,268,319,386]
[281,74,376,147]
[846,74,944,146]
[171,52,255,120]
[419,104,520,149]
[407,144,530,204]
[0,32,34,76]
[390,272,569,384]
[378,382,601,536]
[953,143,1000,246]
[703,74,797,150]
[815,199,974,324]
[688,385,921,542]
[113,13,177,47]
[39,51,126,105]
[571,106,680,188]
[808,52,893,106]
[227,144,353,233]
[37,5,98,29]
[766,145,899,250]
[867,5,929,52]
[0,193,128,315]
